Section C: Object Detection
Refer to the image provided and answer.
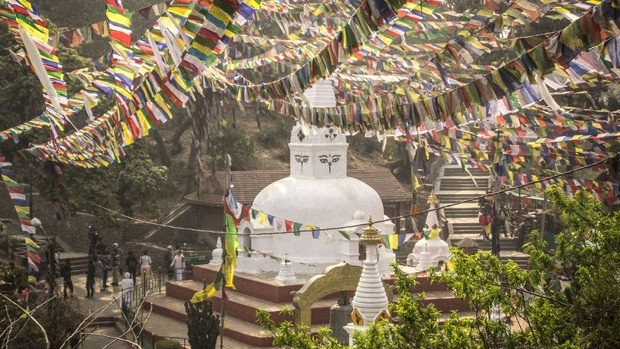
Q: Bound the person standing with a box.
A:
[100,250,111,289]
[125,251,138,284]
[163,245,174,280]
[93,256,105,292]
[121,272,134,310]
[170,250,185,281]
[85,258,95,298]
[87,225,98,256]
[59,259,74,298]
[110,243,123,286]
[138,250,152,285]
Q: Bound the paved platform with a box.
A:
[68,275,261,348]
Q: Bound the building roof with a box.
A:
[184,168,411,206]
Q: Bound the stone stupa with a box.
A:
[236,124,396,276]
[407,191,449,270]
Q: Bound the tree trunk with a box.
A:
[184,138,199,197]
[152,129,171,167]
[171,116,192,154]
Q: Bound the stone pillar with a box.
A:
[329,293,352,345]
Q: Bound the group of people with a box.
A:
[83,225,187,306]
[85,225,146,303]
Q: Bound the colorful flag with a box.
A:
[191,270,223,303]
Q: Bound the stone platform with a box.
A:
[144,263,472,347]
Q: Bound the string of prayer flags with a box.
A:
[16,0,259,167]
[6,0,69,131]
[382,233,415,249]
[0,158,36,236]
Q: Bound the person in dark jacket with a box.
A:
[85,258,95,298]
[163,245,174,280]
[59,259,74,298]
[125,251,138,284]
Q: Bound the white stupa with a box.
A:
[407,191,449,270]
[236,124,396,276]
[344,219,390,346]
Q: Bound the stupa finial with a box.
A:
[427,190,438,205]
[359,216,382,246]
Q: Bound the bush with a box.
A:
[255,118,294,149]
[210,126,256,170]
[348,132,382,155]
[155,339,183,349]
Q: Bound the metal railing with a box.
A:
[119,267,193,348]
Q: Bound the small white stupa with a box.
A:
[236,124,395,276]
[344,218,390,345]
[209,237,223,266]
[407,191,449,270]
[274,253,297,284]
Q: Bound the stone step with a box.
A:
[444,212,480,217]
[58,252,90,275]
[163,280,336,325]
[145,293,311,348]
[142,308,262,349]
[442,168,490,177]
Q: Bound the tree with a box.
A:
[185,300,220,349]
[257,188,620,348]
[31,139,169,221]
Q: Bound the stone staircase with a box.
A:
[8,234,89,275]
[57,252,90,275]
[435,165,529,269]
[143,264,473,347]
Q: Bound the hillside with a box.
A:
[154,104,409,215]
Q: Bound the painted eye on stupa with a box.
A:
[319,156,328,163]
[331,155,341,163]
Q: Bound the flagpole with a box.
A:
[220,154,231,349]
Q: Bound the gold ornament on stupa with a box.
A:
[359,216,383,246]
[427,190,438,205]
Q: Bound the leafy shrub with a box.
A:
[255,118,294,149]
[155,339,183,349]
[210,126,256,170]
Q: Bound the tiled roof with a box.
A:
[184,168,411,206]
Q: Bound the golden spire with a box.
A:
[359,216,383,246]
[427,190,438,205]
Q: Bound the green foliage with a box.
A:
[0,294,85,349]
[347,133,382,156]
[0,24,45,131]
[209,126,256,171]
[155,339,183,349]
[256,189,619,349]
[34,140,169,221]
[117,141,169,216]
[256,308,344,349]
[256,118,294,149]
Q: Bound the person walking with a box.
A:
[138,250,152,286]
[170,250,186,281]
[125,251,138,284]
[85,258,95,298]
[59,259,74,298]
[110,243,123,286]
